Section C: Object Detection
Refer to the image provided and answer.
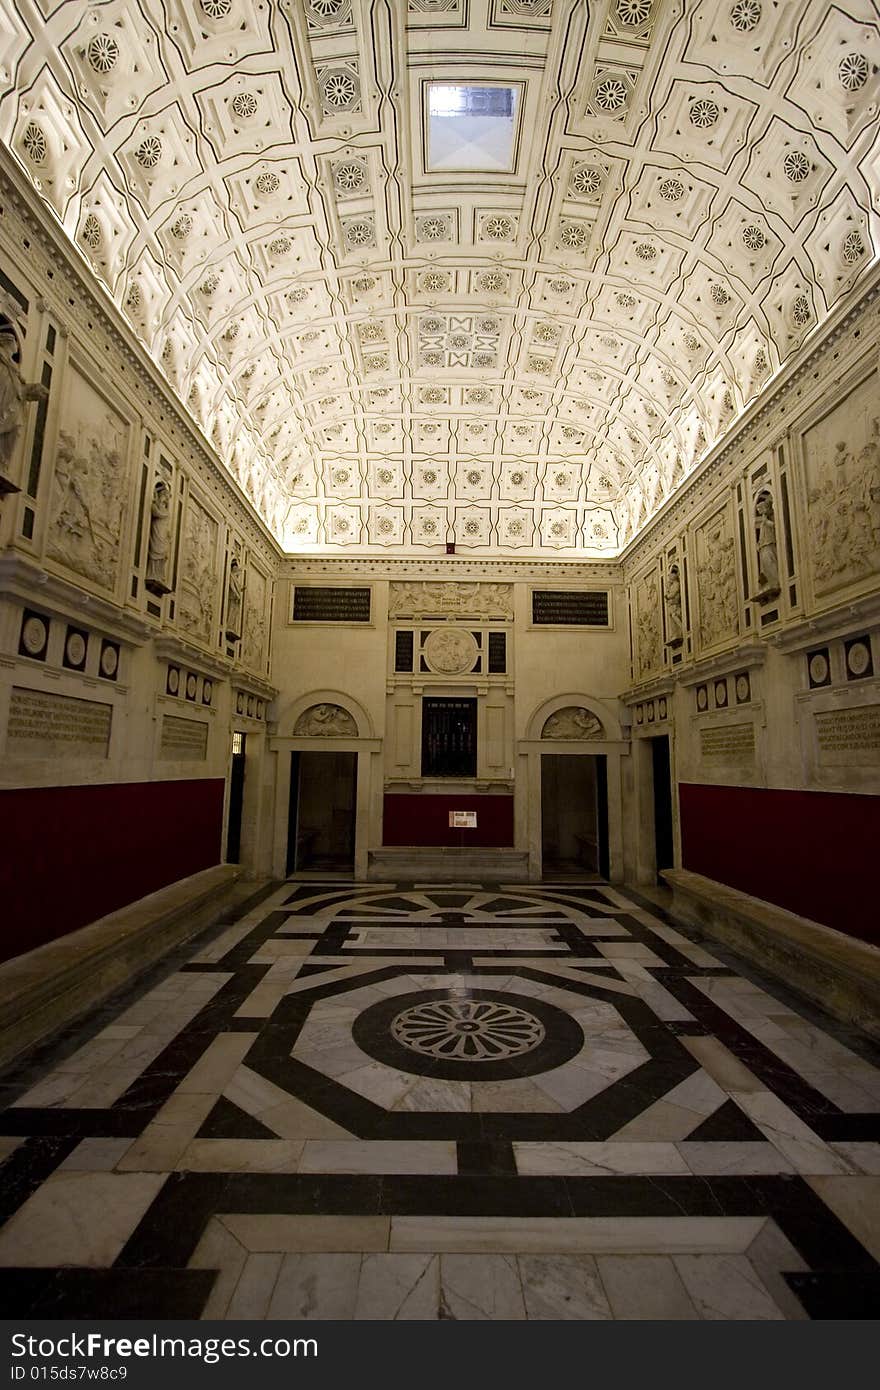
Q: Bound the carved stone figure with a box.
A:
[225,557,243,640]
[177,497,218,642]
[294,703,357,737]
[389,581,514,620]
[46,369,130,591]
[145,478,173,595]
[423,627,478,674]
[637,572,662,675]
[753,490,780,600]
[804,380,880,595]
[542,707,604,740]
[243,568,267,670]
[696,510,738,646]
[665,565,683,646]
[0,323,47,491]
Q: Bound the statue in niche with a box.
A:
[225,557,243,641]
[753,490,780,601]
[294,703,357,737]
[542,707,604,740]
[145,478,173,595]
[0,321,48,492]
[665,565,683,647]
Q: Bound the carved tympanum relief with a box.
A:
[46,367,130,590]
[541,707,604,739]
[389,582,514,620]
[423,627,479,674]
[294,703,357,737]
[803,374,880,598]
[177,496,218,644]
[634,569,662,677]
[695,505,738,647]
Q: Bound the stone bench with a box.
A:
[0,864,247,1071]
[661,868,880,1040]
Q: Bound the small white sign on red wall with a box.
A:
[449,811,477,828]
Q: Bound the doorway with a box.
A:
[225,731,246,864]
[540,754,608,877]
[287,750,357,874]
[651,735,674,879]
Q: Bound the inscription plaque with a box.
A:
[815,706,880,766]
[7,687,112,758]
[160,714,209,761]
[292,586,371,623]
[699,723,755,763]
[532,590,609,626]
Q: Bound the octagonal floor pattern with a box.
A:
[1,880,879,1320]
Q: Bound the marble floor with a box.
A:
[1,879,879,1320]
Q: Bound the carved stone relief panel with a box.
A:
[633,567,662,678]
[388,581,514,620]
[541,707,604,739]
[294,703,357,736]
[694,502,739,648]
[802,370,880,600]
[423,627,479,674]
[242,564,267,671]
[177,494,218,645]
[45,365,131,591]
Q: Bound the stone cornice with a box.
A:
[0,553,153,645]
[280,556,623,582]
[153,635,233,680]
[768,593,880,654]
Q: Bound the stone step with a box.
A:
[368,847,530,882]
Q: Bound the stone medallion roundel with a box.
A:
[423,627,478,675]
[391,998,545,1062]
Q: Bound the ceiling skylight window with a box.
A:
[426,83,521,172]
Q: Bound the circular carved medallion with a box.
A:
[735,675,750,703]
[100,644,119,678]
[391,998,544,1063]
[65,631,86,667]
[847,641,870,677]
[423,627,478,675]
[21,616,47,655]
[167,667,180,695]
[186,673,198,699]
[808,652,829,686]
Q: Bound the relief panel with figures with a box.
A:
[242,564,268,672]
[801,371,880,602]
[634,567,662,679]
[45,365,131,592]
[177,494,219,646]
[694,502,739,649]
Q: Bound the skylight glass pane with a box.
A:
[426,83,519,172]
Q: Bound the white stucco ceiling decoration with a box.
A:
[1,0,877,556]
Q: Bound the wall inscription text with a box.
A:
[7,687,112,758]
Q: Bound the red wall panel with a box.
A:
[0,779,225,963]
[383,793,514,847]
[679,782,879,944]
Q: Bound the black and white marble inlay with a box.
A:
[0,877,878,1321]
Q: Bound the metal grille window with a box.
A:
[421,698,477,777]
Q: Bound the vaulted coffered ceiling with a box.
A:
[1,0,878,555]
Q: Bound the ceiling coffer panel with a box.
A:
[1,0,877,555]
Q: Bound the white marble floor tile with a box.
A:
[830,1142,880,1175]
[805,1176,880,1262]
[514,1141,689,1176]
[746,1220,809,1321]
[188,1217,247,1320]
[518,1254,612,1320]
[673,1254,786,1320]
[354,1254,440,1319]
[731,1090,856,1175]
[221,1214,390,1253]
[0,1171,165,1268]
[677,1141,795,1174]
[439,1254,526,1320]
[267,1254,361,1320]
[389,1215,765,1254]
[57,1138,134,1171]
[298,1140,458,1175]
[225,1253,283,1320]
[597,1255,700,1320]
[179,1139,304,1173]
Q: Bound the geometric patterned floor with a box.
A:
[1,879,879,1319]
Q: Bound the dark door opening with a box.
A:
[225,731,246,864]
[287,750,357,874]
[541,754,608,878]
[651,734,674,879]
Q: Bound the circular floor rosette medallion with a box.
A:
[351,988,585,1081]
[391,998,545,1063]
